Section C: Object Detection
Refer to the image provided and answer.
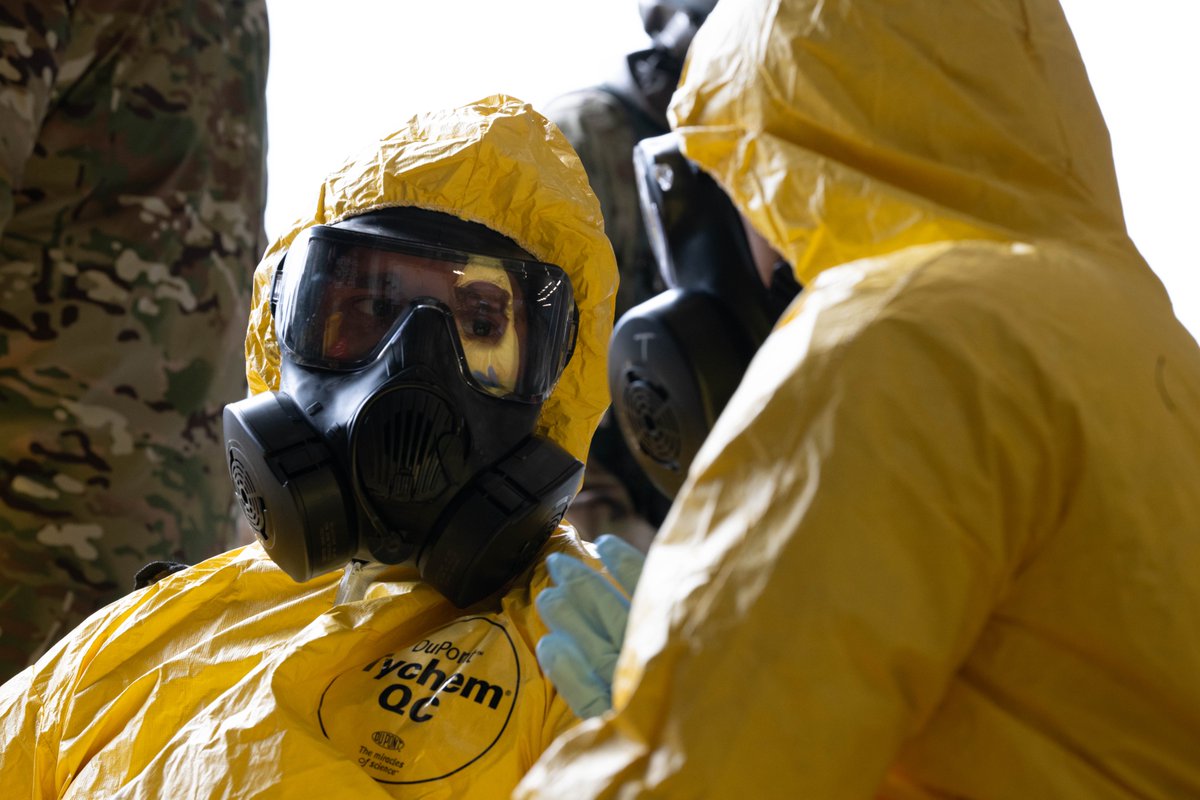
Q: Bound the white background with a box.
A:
[264,1,1198,341]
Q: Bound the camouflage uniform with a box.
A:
[0,0,268,679]
[544,52,678,552]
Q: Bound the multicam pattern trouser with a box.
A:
[0,0,268,680]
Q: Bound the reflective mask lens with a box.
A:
[276,225,576,401]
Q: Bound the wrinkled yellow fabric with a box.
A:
[0,96,619,799]
[0,535,588,799]
[517,1,1200,798]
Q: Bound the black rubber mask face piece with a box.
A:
[609,133,800,498]
[223,210,583,607]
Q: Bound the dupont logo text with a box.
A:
[371,731,404,751]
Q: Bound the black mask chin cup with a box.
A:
[223,391,358,582]
[608,288,759,498]
[419,436,583,607]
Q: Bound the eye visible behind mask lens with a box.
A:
[454,260,522,395]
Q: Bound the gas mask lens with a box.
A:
[276,225,576,401]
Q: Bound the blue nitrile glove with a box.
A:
[535,534,646,719]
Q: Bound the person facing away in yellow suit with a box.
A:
[0,95,619,800]
[516,0,1200,797]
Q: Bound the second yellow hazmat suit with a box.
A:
[0,96,617,799]
[517,0,1200,797]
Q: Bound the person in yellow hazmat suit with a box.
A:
[0,95,619,799]
[515,0,1200,797]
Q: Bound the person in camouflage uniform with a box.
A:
[544,0,717,551]
[0,0,268,680]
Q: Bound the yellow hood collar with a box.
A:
[669,0,1132,286]
[245,95,618,465]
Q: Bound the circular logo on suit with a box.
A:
[318,616,519,783]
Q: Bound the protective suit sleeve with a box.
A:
[0,3,71,238]
[517,258,1069,797]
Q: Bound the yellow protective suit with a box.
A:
[517,1,1200,798]
[0,95,618,799]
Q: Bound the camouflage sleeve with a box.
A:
[0,1,73,238]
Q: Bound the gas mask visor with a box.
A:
[274,224,577,402]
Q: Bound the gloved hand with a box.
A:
[535,534,646,719]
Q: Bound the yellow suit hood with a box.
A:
[669,0,1135,286]
[245,95,617,466]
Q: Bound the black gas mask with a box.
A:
[223,207,583,607]
[609,133,801,498]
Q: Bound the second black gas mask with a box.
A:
[609,133,801,498]
[223,208,582,607]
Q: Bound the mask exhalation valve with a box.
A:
[355,386,460,504]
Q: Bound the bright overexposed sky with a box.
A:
[265,0,1198,341]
